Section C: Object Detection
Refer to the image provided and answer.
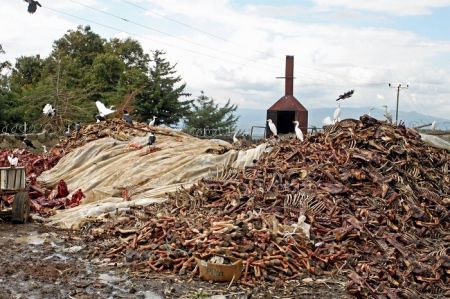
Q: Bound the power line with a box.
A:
[65,0,282,74]
[121,0,270,57]
[43,6,265,73]
[119,0,347,84]
[53,5,331,84]
[41,3,336,85]
[388,83,409,124]
[64,0,337,84]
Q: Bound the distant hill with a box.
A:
[236,107,450,132]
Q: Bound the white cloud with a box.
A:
[0,2,77,62]
[312,0,450,16]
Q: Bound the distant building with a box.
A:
[267,55,308,136]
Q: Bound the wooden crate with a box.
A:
[0,167,26,191]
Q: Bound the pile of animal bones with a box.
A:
[0,149,84,215]
[55,119,152,153]
[82,116,449,297]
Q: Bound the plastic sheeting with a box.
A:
[39,129,270,228]
[420,134,450,151]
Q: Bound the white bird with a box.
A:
[7,155,18,167]
[43,103,56,116]
[293,121,304,141]
[368,107,375,116]
[267,119,277,137]
[233,132,239,144]
[431,120,436,131]
[383,105,392,123]
[149,116,157,126]
[95,100,116,117]
[322,116,333,126]
[42,145,47,153]
[333,102,341,123]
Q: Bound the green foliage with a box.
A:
[0,27,205,131]
[134,50,191,126]
[185,91,239,131]
[0,44,21,124]
[10,55,44,92]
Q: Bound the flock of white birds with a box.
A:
[42,101,158,128]
[5,100,439,167]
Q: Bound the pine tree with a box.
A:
[134,50,191,126]
[185,91,239,132]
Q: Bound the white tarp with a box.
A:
[39,129,269,228]
[420,134,450,151]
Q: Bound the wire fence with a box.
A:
[0,122,65,135]
[182,127,236,137]
[408,121,450,130]
[1,120,448,138]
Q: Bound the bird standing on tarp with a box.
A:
[293,121,304,141]
[123,110,133,125]
[148,133,156,145]
[24,0,41,14]
[267,119,277,137]
[43,103,56,116]
[232,132,239,144]
[7,155,18,167]
[149,116,157,126]
[20,136,36,149]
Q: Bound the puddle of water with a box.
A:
[43,253,70,261]
[14,231,64,247]
[62,245,83,253]
[98,273,126,283]
[15,231,46,245]
[143,291,163,299]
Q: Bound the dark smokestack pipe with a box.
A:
[285,55,294,96]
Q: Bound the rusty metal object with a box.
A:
[82,116,449,298]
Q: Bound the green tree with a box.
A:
[0,45,21,124]
[134,50,191,126]
[10,55,44,93]
[185,91,239,131]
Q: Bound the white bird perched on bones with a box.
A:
[43,103,56,116]
[431,120,436,131]
[7,155,18,167]
[95,101,116,119]
[333,102,341,124]
[149,116,157,126]
[322,116,333,126]
[267,119,277,137]
[293,121,304,141]
[383,105,392,123]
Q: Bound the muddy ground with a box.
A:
[0,220,348,299]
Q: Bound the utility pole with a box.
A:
[388,83,409,124]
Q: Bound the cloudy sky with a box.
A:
[1,0,450,119]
